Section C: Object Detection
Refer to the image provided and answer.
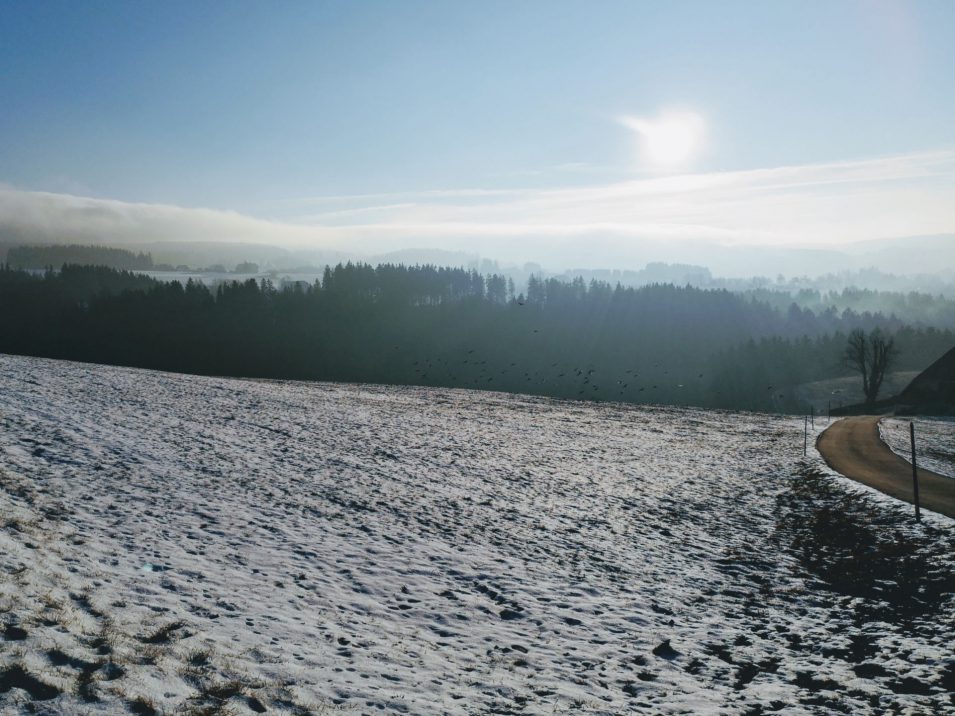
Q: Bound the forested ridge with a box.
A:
[5,244,155,271]
[1,262,951,413]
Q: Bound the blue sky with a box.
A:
[2,1,955,266]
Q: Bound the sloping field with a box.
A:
[0,355,953,715]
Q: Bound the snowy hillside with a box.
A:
[1,355,953,715]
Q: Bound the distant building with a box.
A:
[897,346,955,415]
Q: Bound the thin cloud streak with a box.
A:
[291,149,955,247]
[267,187,527,207]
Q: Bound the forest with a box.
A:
[1,262,952,413]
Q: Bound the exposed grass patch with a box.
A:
[0,663,62,700]
[128,696,160,715]
[135,644,166,665]
[187,648,213,667]
[140,620,187,645]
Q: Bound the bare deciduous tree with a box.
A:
[844,328,898,405]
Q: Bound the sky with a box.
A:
[2,0,955,270]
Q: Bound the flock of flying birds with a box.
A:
[385,307,790,404]
[404,349,715,401]
[398,346,788,405]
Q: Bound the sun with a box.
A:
[623,111,705,166]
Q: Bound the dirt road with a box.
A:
[816,416,955,518]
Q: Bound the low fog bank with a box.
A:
[3,237,955,299]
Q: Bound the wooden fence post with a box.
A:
[804,416,808,456]
[910,421,921,522]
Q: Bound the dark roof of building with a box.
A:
[898,345,955,412]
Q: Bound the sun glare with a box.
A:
[623,111,705,166]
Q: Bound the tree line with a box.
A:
[0,262,951,413]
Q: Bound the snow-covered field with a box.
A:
[1,354,953,715]
[881,417,955,479]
